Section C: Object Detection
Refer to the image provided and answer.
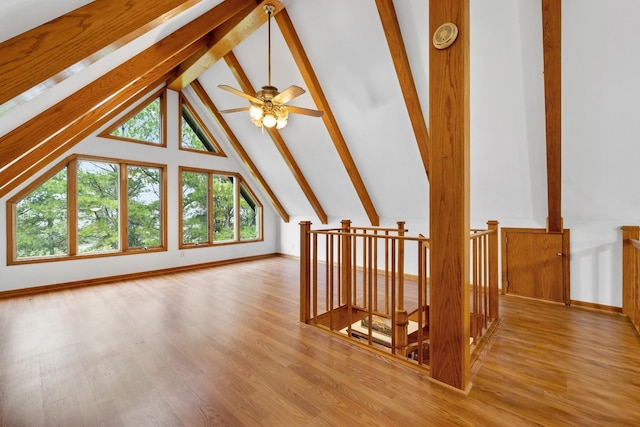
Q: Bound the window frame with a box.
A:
[179,166,263,249]
[6,154,168,265]
[239,181,262,241]
[178,94,226,157]
[99,88,168,147]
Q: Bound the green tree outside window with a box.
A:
[240,183,258,240]
[127,166,161,249]
[182,171,209,244]
[77,160,120,254]
[213,175,235,242]
[110,97,162,144]
[15,168,68,258]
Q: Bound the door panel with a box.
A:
[504,230,565,302]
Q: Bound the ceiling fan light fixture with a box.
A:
[249,104,263,121]
[262,113,277,128]
[276,106,288,129]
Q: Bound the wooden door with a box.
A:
[502,228,569,303]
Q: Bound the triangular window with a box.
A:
[100,89,166,146]
[180,95,224,156]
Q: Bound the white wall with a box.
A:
[471,0,547,228]
[0,89,279,293]
[562,0,640,305]
[472,0,640,307]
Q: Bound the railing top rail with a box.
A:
[308,229,429,243]
[307,227,494,242]
[470,229,495,239]
[629,238,640,251]
[349,226,407,233]
[310,227,344,232]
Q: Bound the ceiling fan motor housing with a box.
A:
[257,85,279,100]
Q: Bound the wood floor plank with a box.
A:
[0,257,639,426]
[0,366,45,426]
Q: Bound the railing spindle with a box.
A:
[374,230,379,312]
[313,232,318,321]
[483,234,489,329]
[299,221,311,323]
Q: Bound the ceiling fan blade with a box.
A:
[273,85,305,104]
[218,84,262,104]
[287,105,324,117]
[218,106,251,114]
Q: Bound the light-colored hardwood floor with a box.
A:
[1,256,639,426]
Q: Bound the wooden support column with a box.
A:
[300,221,312,323]
[429,0,471,391]
[542,0,562,233]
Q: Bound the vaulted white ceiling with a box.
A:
[0,0,440,227]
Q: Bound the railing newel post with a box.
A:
[622,226,640,327]
[340,220,353,337]
[487,220,499,320]
[300,221,312,323]
[397,221,405,311]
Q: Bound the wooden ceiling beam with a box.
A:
[375,0,431,181]
[0,0,204,109]
[0,0,252,198]
[275,9,380,226]
[542,0,562,233]
[190,79,290,223]
[0,73,173,200]
[168,0,285,91]
[224,52,328,225]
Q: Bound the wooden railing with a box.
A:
[621,226,640,335]
[470,221,500,347]
[300,220,500,373]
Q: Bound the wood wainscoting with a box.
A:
[501,227,570,304]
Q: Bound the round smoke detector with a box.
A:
[433,22,459,50]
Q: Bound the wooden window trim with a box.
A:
[178,93,226,157]
[7,154,167,265]
[179,166,263,249]
[99,88,168,147]
[239,181,263,242]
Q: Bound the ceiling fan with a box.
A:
[218,4,323,129]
